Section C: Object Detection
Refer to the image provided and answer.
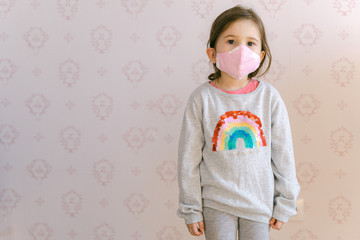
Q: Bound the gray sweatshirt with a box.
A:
[176,80,300,225]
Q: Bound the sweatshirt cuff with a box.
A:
[272,207,291,223]
[184,213,204,225]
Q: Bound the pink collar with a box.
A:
[209,79,259,94]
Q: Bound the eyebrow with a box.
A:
[224,34,238,38]
[223,35,260,43]
[248,37,260,43]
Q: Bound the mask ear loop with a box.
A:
[212,48,217,64]
[206,46,222,81]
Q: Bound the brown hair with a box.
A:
[207,5,272,81]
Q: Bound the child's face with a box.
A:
[207,19,265,63]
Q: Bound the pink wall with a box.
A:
[0,0,359,239]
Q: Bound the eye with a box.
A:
[227,39,236,45]
[247,42,255,46]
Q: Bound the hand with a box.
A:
[186,221,205,236]
[269,217,284,230]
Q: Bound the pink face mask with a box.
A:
[215,45,261,79]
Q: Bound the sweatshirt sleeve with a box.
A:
[176,94,205,224]
[270,92,301,223]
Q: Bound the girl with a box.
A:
[177,5,300,240]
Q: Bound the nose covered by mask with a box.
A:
[215,45,261,80]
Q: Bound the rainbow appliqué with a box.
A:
[212,111,267,152]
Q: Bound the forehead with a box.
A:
[219,19,261,39]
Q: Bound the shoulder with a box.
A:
[258,80,284,101]
[259,80,281,96]
[187,81,212,103]
[257,80,286,112]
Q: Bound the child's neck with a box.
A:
[214,73,250,92]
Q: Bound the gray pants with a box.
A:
[203,207,270,240]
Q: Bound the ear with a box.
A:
[206,48,217,64]
[260,51,265,62]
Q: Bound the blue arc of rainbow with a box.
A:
[226,127,256,150]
